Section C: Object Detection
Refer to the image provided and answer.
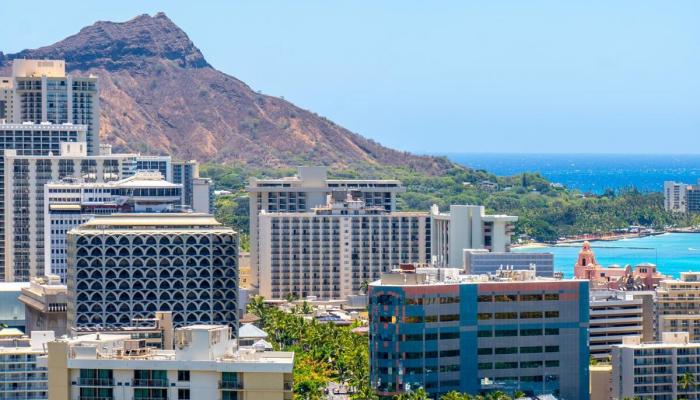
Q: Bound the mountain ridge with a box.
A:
[0,13,454,174]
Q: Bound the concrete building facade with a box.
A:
[248,166,405,290]
[612,332,700,400]
[66,214,239,331]
[18,275,68,337]
[45,325,294,400]
[368,266,589,400]
[430,205,517,267]
[258,192,429,299]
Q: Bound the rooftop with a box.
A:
[71,213,230,231]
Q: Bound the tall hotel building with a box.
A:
[66,213,239,330]
[3,142,139,281]
[258,192,429,300]
[0,123,86,281]
[248,166,405,290]
[368,266,589,400]
[0,59,99,155]
[45,171,183,281]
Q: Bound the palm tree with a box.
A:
[300,300,314,315]
[246,295,267,322]
[513,391,525,399]
[394,387,431,400]
[360,280,370,294]
[679,372,696,399]
[440,392,471,400]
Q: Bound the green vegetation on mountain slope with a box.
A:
[203,164,698,243]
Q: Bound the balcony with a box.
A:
[79,377,114,386]
[132,378,168,387]
[219,380,243,389]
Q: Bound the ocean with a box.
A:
[445,153,700,193]
[513,232,700,279]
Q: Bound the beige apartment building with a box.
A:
[656,272,700,341]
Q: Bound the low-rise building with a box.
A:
[589,364,612,400]
[18,275,68,336]
[369,265,589,400]
[0,330,54,400]
[612,332,700,399]
[463,249,554,277]
[45,324,294,400]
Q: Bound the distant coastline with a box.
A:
[438,153,700,193]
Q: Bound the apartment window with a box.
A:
[178,370,190,381]
[520,361,543,368]
[478,348,493,355]
[520,328,542,336]
[545,360,560,367]
[545,346,560,353]
[478,330,493,338]
[494,294,517,302]
[520,294,543,301]
[477,313,492,320]
[478,363,492,370]
[495,347,518,355]
[495,312,517,320]
[495,329,518,337]
[178,389,190,400]
[521,346,543,354]
[545,311,560,318]
[477,295,492,302]
[520,311,543,319]
[545,294,559,301]
[495,362,518,369]
[545,328,560,335]
[440,314,459,322]
[440,332,460,340]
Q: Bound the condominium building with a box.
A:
[589,289,654,361]
[656,272,700,341]
[3,142,139,281]
[248,166,405,290]
[664,181,688,212]
[462,249,554,277]
[368,266,589,400]
[192,177,214,214]
[688,182,700,213]
[612,332,700,399]
[0,330,54,400]
[430,205,518,267]
[136,155,172,181]
[66,213,238,330]
[258,192,429,299]
[45,324,294,400]
[44,171,183,281]
[1,59,99,155]
[18,275,69,337]
[0,122,86,281]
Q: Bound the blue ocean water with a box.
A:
[513,233,700,278]
[445,153,700,193]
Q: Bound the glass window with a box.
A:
[178,371,190,381]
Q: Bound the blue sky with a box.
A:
[1,1,699,154]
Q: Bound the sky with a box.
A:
[1,0,699,154]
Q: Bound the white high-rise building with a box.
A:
[44,171,183,281]
[3,142,139,281]
[612,332,700,399]
[248,166,405,290]
[664,181,688,213]
[656,272,700,342]
[44,325,294,400]
[1,60,100,155]
[258,192,429,300]
[430,204,518,267]
[0,122,86,281]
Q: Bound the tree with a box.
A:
[247,295,267,321]
[394,387,430,400]
[440,392,472,400]
[360,280,370,294]
[679,372,696,398]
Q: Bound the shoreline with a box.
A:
[514,228,700,249]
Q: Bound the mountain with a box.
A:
[0,13,453,173]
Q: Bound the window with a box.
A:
[495,312,517,320]
[477,313,492,320]
[545,311,560,318]
[404,316,423,323]
[520,294,543,301]
[520,361,543,368]
[495,362,518,369]
[178,389,190,400]
[440,332,460,340]
[545,328,560,335]
[478,330,493,338]
[520,328,542,336]
[521,346,543,354]
[545,346,560,353]
[478,363,492,370]
[494,294,517,302]
[440,350,460,358]
[495,347,518,355]
[545,360,560,367]
[495,329,518,337]
[545,293,559,301]
[477,295,492,302]
[440,314,459,322]
[520,311,543,319]
[478,348,493,355]
[178,371,190,381]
